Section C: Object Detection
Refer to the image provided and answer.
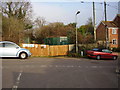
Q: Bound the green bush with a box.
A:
[67,45,90,58]
[68,53,81,57]
[112,47,120,52]
[67,52,87,58]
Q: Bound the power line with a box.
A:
[97,2,119,10]
[82,2,119,10]
[107,4,118,10]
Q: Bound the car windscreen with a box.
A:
[92,48,99,51]
[102,49,112,53]
[0,43,3,47]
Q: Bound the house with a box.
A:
[96,14,120,48]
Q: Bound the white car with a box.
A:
[0,41,31,59]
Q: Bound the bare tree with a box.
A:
[2,16,24,44]
[34,16,46,28]
[34,22,74,43]
[1,1,33,43]
[1,1,32,19]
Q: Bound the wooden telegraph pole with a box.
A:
[104,1,108,48]
[93,2,96,41]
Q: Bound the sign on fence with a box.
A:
[22,44,35,47]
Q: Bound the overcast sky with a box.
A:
[31,0,119,27]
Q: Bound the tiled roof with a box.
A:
[102,21,118,27]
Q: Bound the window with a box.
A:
[112,39,117,45]
[112,28,117,34]
[92,48,99,51]
[4,43,17,48]
[102,49,112,53]
[0,43,3,47]
[92,48,102,52]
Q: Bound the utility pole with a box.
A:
[93,2,96,41]
[104,1,108,48]
[104,1,107,22]
[81,1,96,41]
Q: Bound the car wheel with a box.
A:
[96,55,101,60]
[113,56,117,60]
[19,52,27,59]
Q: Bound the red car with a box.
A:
[86,48,118,60]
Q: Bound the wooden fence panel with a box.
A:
[57,45,68,55]
[21,44,69,56]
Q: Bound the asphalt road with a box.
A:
[1,57,120,89]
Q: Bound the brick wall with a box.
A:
[108,28,119,48]
[96,22,106,41]
[118,29,120,47]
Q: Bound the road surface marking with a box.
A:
[17,72,22,81]
[3,65,115,69]
[41,65,47,67]
[12,85,18,90]
[12,70,23,90]
[92,66,97,68]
